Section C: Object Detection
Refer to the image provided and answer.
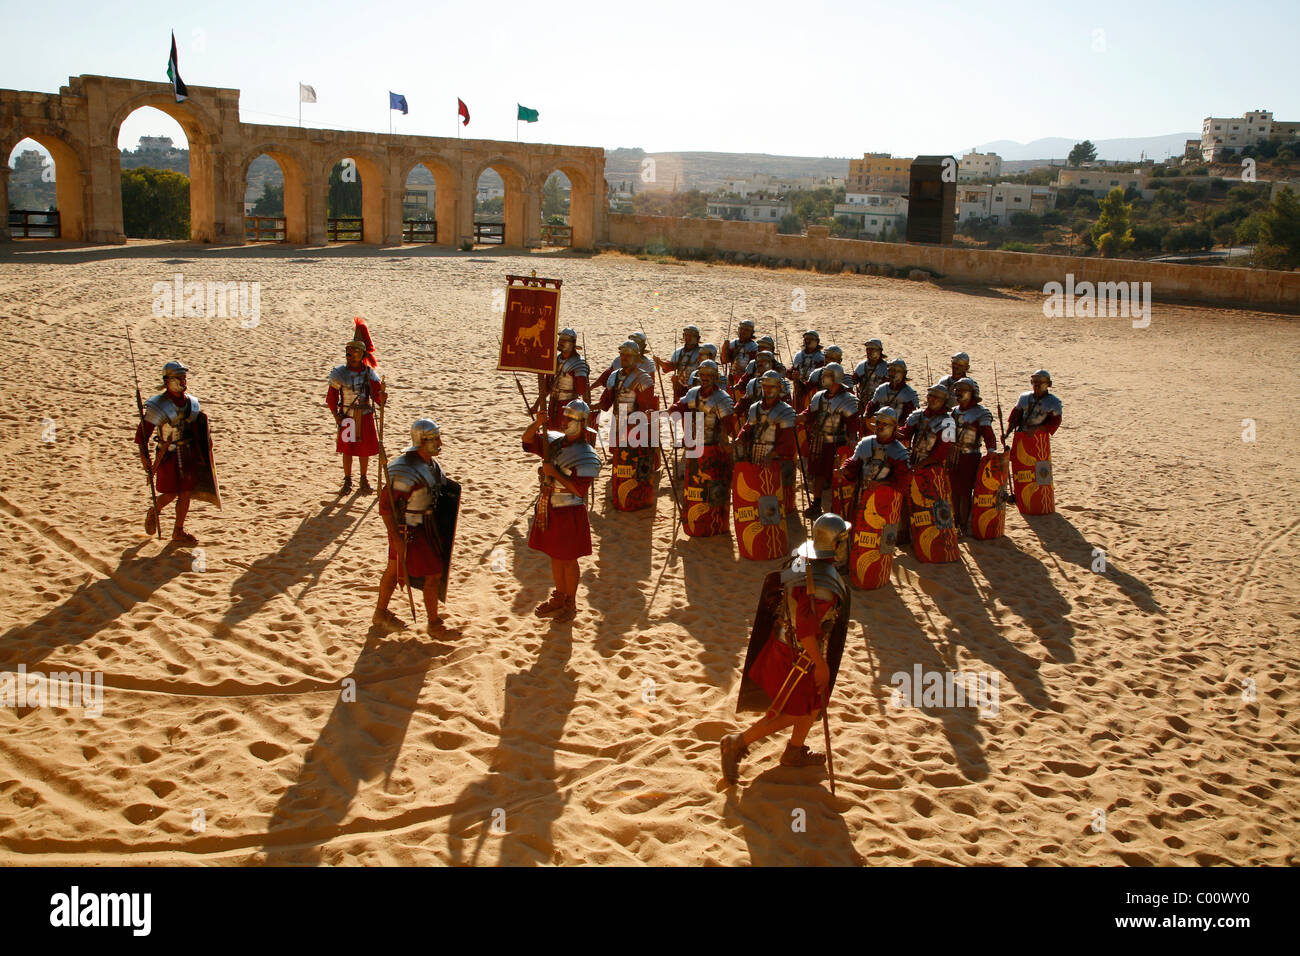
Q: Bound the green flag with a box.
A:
[517,104,539,123]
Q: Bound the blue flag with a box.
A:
[389,91,408,115]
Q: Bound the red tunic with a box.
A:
[326,378,385,456]
[749,585,834,716]
[378,476,444,580]
[523,433,594,560]
[134,411,200,495]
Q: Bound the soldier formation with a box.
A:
[127,313,1064,789]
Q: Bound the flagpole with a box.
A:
[298,83,302,128]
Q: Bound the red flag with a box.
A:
[458,98,470,127]
[352,316,378,368]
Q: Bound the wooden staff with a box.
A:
[125,326,162,540]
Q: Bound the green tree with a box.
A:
[252,181,284,216]
[1254,186,1300,269]
[1090,187,1134,257]
[120,167,190,239]
[542,173,569,218]
[777,213,803,235]
[1068,140,1098,166]
[327,160,362,218]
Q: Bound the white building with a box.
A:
[956,183,1055,224]
[706,197,791,222]
[1201,109,1300,161]
[957,151,1002,182]
[834,194,907,236]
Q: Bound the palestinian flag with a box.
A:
[167,31,188,102]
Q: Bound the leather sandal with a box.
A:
[779,744,826,768]
[534,589,566,617]
[144,506,159,536]
[720,733,749,784]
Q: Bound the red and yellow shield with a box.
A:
[971,450,1009,540]
[683,445,732,537]
[850,483,902,589]
[909,465,959,563]
[732,461,788,560]
[611,446,656,511]
[1011,432,1055,515]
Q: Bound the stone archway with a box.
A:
[4,132,88,240]
[240,143,309,243]
[472,157,528,247]
[318,150,385,244]
[541,162,597,249]
[398,155,457,245]
[108,94,221,242]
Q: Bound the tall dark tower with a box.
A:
[906,155,957,245]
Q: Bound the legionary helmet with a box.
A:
[953,377,980,401]
[760,369,784,395]
[629,331,648,353]
[1032,369,1052,385]
[873,407,900,425]
[700,343,718,361]
[558,327,577,345]
[803,329,820,344]
[798,512,851,562]
[888,358,907,378]
[757,335,776,351]
[951,351,970,369]
[683,324,700,339]
[865,338,883,350]
[562,399,591,437]
[411,418,442,454]
[739,318,757,331]
[821,362,846,386]
[824,345,843,362]
[927,383,950,399]
[755,349,775,369]
[162,360,189,380]
[697,359,720,384]
[618,339,640,357]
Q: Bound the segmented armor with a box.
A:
[746,400,796,461]
[776,554,848,652]
[850,436,909,483]
[952,403,994,453]
[808,388,860,445]
[854,358,890,402]
[790,348,825,382]
[1013,391,1063,432]
[388,452,445,527]
[670,344,703,389]
[542,431,601,506]
[938,374,980,410]
[904,409,956,464]
[328,364,381,416]
[871,381,920,415]
[680,385,734,445]
[143,392,201,447]
[550,352,590,404]
[611,367,655,420]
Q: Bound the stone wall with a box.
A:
[606,214,1299,313]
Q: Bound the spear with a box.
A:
[803,513,835,797]
[993,361,1014,506]
[125,327,161,539]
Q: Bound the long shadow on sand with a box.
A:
[1025,512,1161,613]
[261,630,439,865]
[584,490,655,657]
[216,498,370,640]
[675,532,756,695]
[965,534,1077,663]
[853,581,991,782]
[446,626,576,865]
[723,770,859,865]
[0,541,187,669]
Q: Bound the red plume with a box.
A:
[352,316,378,368]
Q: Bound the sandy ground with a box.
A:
[0,240,1296,866]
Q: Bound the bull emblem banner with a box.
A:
[497,274,562,374]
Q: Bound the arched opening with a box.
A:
[324,153,384,243]
[544,163,594,249]
[6,136,85,239]
[113,102,215,242]
[540,170,572,247]
[243,148,308,243]
[474,162,525,247]
[402,163,438,243]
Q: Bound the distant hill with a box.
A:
[603,147,850,193]
[965,133,1198,163]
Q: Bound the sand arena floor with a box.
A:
[0,241,1295,865]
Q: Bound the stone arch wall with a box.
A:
[2,129,89,240]
[0,74,606,248]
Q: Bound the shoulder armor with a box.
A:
[1042,393,1063,415]
[565,354,590,378]
[328,364,350,387]
[708,388,735,414]
[831,390,859,414]
[780,555,849,604]
[556,440,601,478]
[683,386,702,406]
[769,402,796,428]
[904,409,925,430]
[901,386,919,404]
[142,393,169,427]
[886,439,909,461]
[387,452,433,493]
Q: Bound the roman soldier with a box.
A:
[593,331,656,389]
[721,513,852,785]
[852,338,890,408]
[937,352,977,411]
[798,364,861,518]
[599,340,660,509]
[738,370,798,502]
[539,327,590,429]
[669,360,737,536]
[867,358,920,421]
[839,407,911,496]
[376,419,455,634]
[721,318,759,386]
[135,360,218,546]
[1007,369,1063,437]
[901,384,957,472]
[736,350,791,417]
[788,330,825,412]
[655,325,703,402]
[946,378,998,536]
[739,338,786,387]
[523,400,601,622]
[686,343,720,388]
[327,337,387,496]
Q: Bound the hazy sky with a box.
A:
[4,0,1298,161]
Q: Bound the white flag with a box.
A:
[299,83,317,103]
